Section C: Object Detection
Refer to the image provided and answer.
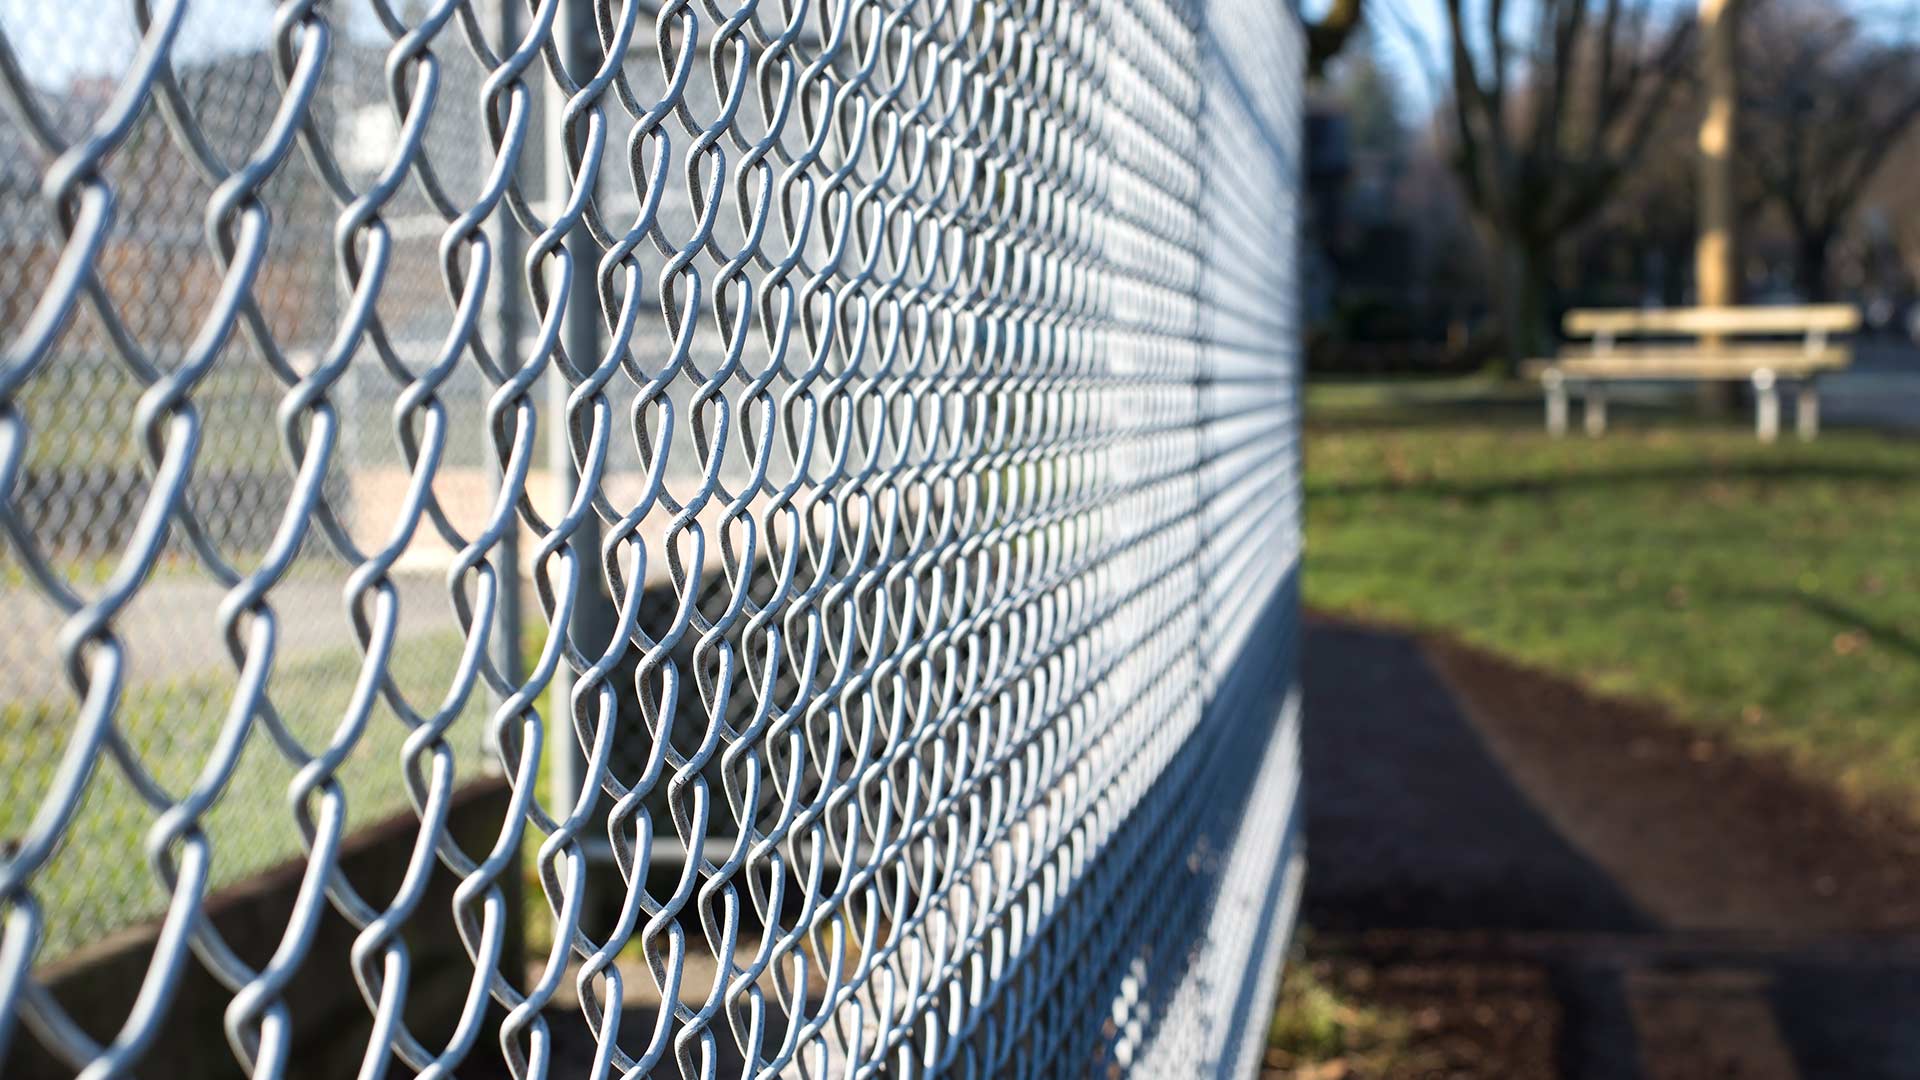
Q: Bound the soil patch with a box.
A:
[1292,611,1920,1079]
[1422,624,1920,933]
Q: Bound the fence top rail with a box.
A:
[1563,304,1861,338]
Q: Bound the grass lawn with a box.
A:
[9,630,489,963]
[1304,381,1920,813]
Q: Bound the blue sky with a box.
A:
[1324,0,1450,120]
[0,0,392,90]
[4,0,1914,112]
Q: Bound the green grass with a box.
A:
[9,630,490,964]
[1305,382,1920,812]
[1303,374,1533,412]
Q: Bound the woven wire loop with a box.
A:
[0,0,1304,1075]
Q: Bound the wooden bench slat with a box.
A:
[1527,353,1850,382]
[1536,304,1852,441]
[1547,360,1843,379]
[1555,344,1849,371]
[1564,304,1859,337]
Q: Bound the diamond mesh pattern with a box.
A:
[0,0,1304,1074]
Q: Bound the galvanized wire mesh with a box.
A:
[0,4,492,972]
[0,0,1304,1075]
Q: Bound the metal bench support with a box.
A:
[1544,369,1568,436]
[1752,369,1779,443]
[1797,382,1819,441]
[1584,383,1608,437]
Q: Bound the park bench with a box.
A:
[1526,304,1860,441]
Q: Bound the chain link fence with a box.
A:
[0,0,1304,1074]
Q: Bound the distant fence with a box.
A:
[0,0,1305,1075]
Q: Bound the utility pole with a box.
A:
[1697,0,1739,313]
[1696,0,1740,410]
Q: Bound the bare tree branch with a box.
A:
[1739,0,1920,296]
[1307,0,1366,78]
[1436,0,1694,364]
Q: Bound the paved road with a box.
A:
[2,571,459,709]
[1546,336,1920,433]
[1813,338,1920,432]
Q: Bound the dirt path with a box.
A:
[1297,613,1920,1079]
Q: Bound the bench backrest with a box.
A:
[1563,305,1860,340]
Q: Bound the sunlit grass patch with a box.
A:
[1305,386,1920,812]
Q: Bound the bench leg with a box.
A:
[1797,383,1820,441]
[1584,384,1608,437]
[1544,371,1568,436]
[1752,369,1779,443]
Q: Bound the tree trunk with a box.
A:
[1474,213,1558,376]
[1492,238,1555,376]
[1795,231,1833,301]
[1662,239,1691,307]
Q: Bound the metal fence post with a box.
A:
[545,0,616,901]
[488,0,526,700]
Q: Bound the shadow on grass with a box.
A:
[1771,590,1920,665]
[1305,399,1549,434]
[1303,384,1842,436]
[1308,460,1920,503]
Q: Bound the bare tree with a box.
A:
[1437,0,1695,366]
[1866,123,1920,298]
[1740,0,1920,300]
[1577,80,1703,307]
[1308,0,1366,78]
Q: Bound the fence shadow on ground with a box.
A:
[1299,616,1920,1079]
